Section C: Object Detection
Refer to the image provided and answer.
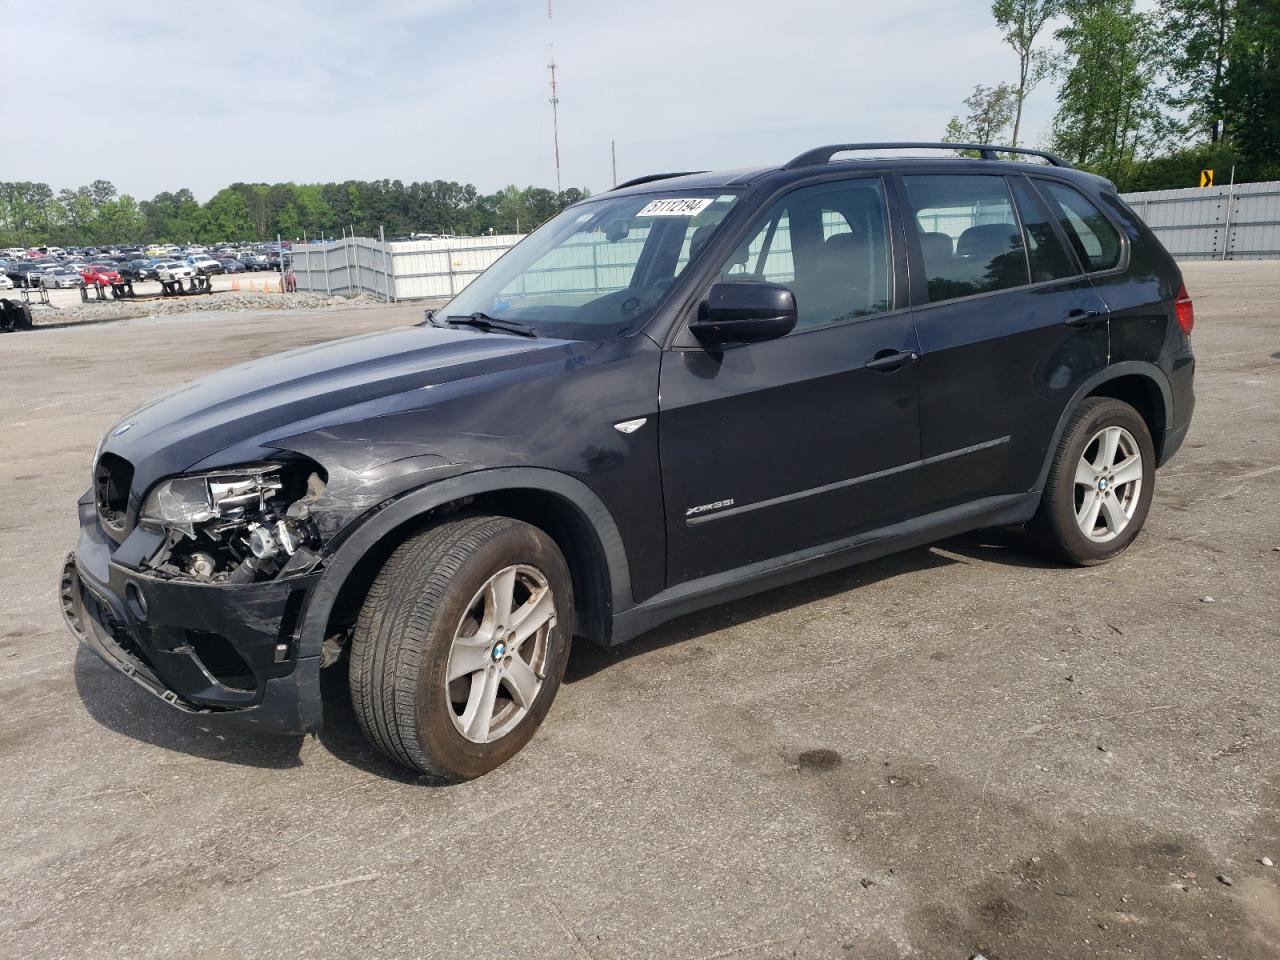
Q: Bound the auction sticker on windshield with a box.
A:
[636,198,716,217]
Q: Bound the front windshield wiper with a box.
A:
[442,311,539,338]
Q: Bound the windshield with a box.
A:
[438,190,740,340]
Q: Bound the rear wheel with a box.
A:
[1030,397,1155,565]
[348,515,573,780]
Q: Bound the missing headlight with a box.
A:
[140,462,327,582]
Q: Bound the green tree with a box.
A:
[1051,0,1169,187]
[95,195,147,243]
[203,188,257,241]
[1161,0,1238,144]
[992,0,1062,146]
[58,187,95,239]
[943,83,1018,150]
[1223,0,1280,174]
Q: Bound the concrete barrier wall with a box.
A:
[1120,181,1280,261]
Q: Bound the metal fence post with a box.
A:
[340,228,353,295]
[1221,168,1237,261]
[447,243,456,297]
[322,241,331,295]
[379,225,393,302]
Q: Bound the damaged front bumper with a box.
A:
[61,495,323,735]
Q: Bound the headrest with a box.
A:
[920,231,954,261]
[957,223,1020,259]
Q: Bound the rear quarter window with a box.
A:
[1035,180,1122,272]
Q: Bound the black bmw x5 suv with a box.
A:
[62,142,1195,779]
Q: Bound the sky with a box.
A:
[7,0,1082,202]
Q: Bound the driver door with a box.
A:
[658,176,924,585]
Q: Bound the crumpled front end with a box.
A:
[62,468,326,733]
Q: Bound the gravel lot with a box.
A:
[0,262,1276,959]
[7,272,387,327]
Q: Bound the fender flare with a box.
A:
[1032,360,1173,495]
[294,467,635,662]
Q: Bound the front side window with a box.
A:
[1036,180,1122,271]
[904,174,1029,303]
[440,191,739,340]
[713,178,892,330]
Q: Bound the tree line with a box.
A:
[0,180,589,249]
[946,0,1279,189]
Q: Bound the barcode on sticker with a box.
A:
[636,198,715,217]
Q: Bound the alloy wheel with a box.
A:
[444,564,557,744]
[1074,425,1144,543]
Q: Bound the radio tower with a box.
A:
[547,1,562,195]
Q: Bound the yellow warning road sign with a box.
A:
[1200,169,1214,188]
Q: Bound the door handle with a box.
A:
[1064,308,1106,328]
[864,349,919,371]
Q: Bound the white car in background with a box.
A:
[155,260,197,283]
[184,253,222,275]
[0,273,13,290]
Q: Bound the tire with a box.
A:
[1029,397,1156,566]
[348,515,574,780]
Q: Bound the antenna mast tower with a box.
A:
[547,1,562,195]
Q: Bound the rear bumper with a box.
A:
[61,520,323,735]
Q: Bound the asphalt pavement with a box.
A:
[0,262,1276,959]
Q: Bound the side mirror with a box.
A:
[689,280,798,346]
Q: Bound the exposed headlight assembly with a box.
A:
[140,463,326,583]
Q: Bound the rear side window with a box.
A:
[1036,181,1122,271]
[1008,178,1077,283]
[903,175,1029,303]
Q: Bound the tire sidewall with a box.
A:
[413,523,574,778]
[1053,401,1156,563]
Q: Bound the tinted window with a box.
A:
[904,175,1029,303]
[716,178,892,330]
[1036,181,1121,271]
[1009,178,1078,282]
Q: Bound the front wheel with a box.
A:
[348,515,574,780]
[1029,397,1156,565]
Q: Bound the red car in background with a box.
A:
[81,263,122,286]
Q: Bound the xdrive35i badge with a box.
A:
[686,498,734,517]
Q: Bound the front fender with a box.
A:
[293,466,636,663]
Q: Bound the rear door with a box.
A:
[658,175,923,585]
[900,172,1109,512]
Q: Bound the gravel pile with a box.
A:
[26,291,385,326]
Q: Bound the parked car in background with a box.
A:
[184,253,222,275]
[155,260,197,283]
[239,252,269,271]
[41,268,84,289]
[216,257,246,273]
[117,259,154,281]
[0,273,13,290]
[4,263,32,285]
[22,264,58,287]
[81,264,123,286]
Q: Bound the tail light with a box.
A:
[1174,283,1194,335]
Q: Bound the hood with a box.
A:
[99,323,569,494]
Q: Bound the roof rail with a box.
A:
[612,171,706,191]
[783,142,1072,170]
